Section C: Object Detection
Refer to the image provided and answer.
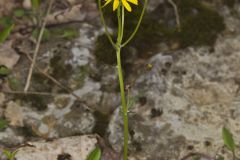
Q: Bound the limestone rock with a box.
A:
[4,101,24,127]
[108,32,240,160]
[0,41,20,69]
[15,135,98,160]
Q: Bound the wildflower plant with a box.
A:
[98,0,148,159]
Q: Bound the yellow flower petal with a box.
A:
[122,0,132,12]
[103,0,112,7]
[102,0,138,12]
[127,0,138,5]
[113,0,120,11]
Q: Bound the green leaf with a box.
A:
[222,127,235,152]
[127,95,136,110]
[3,149,18,160]
[216,155,224,160]
[0,66,11,76]
[32,28,50,41]
[51,28,79,39]
[0,24,14,43]
[0,17,13,27]
[14,9,25,18]
[60,29,79,39]
[87,147,101,160]
[0,119,8,131]
[31,0,40,9]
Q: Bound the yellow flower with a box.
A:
[104,0,138,12]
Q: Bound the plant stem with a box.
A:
[116,46,129,160]
[98,1,148,159]
[116,5,128,160]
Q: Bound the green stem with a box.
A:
[116,46,129,160]
[116,5,128,160]
[122,0,148,47]
[98,1,147,159]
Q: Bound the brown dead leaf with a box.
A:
[45,4,85,25]
[0,41,20,69]
[45,0,98,25]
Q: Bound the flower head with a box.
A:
[104,0,138,12]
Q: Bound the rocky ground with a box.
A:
[1,0,240,159]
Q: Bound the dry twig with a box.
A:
[24,0,54,92]
[2,90,58,96]
[168,0,181,32]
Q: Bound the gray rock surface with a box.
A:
[110,37,240,159]
[107,4,240,159]
[2,1,240,160]
[1,97,95,140]
[15,135,98,160]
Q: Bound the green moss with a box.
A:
[175,0,202,17]
[223,0,235,8]
[94,34,130,65]
[94,34,116,65]
[123,2,173,56]
[128,15,175,56]
[72,66,89,89]
[93,111,110,137]
[15,94,51,111]
[176,0,225,47]
[18,126,37,137]
[178,8,225,47]
[32,72,47,83]
[50,55,72,79]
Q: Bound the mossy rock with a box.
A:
[178,8,225,47]
[50,55,73,80]
[94,34,116,65]
[71,66,91,89]
[223,0,235,8]
[15,94,51,111]
[32,72,53,91]
[175,0,225,47]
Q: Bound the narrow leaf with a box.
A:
[0,24,14,43]
[31,0,40,9]
[3,149,18,160]
[222,127,235,152]
[87,147,101,160]
[60,29,79,39]
[0,119,8,131]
